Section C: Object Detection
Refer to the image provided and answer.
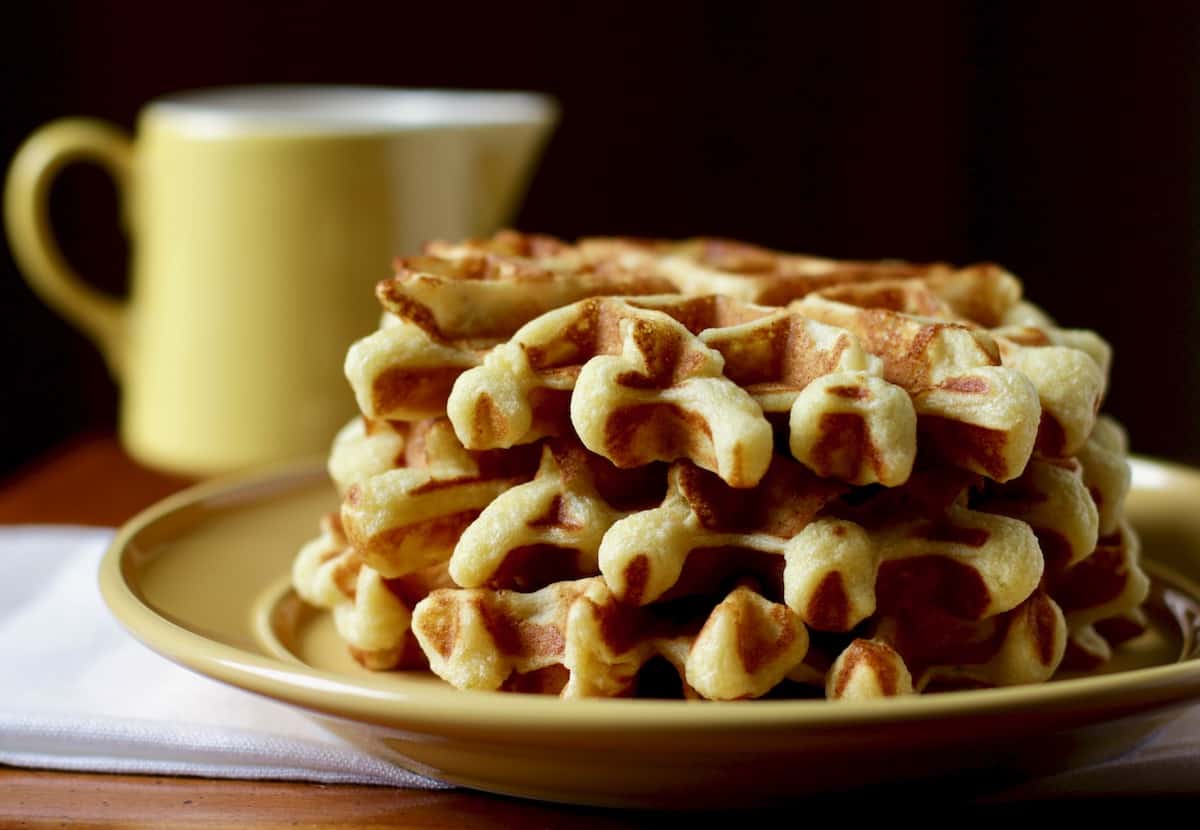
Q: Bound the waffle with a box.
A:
[794,291,1040,482]
[449,439,667,591]
[411,576,809,700]
[347,232,1110,487]
[444,274,1105,486]
[820,417,1147,697]
[327,416,407,497]
[379,247,675,341]
[291,231,1148,702]
[1064,607,1149,671]
[1053,520,1148,631]
[340,419,542,578]
[971,457,1100,573]
[292,512,452,669]
[448,295,775,486]
[448,294,931,487]
[406,448,1101,699]
[827,589,1068,699]
[575,236,1015,309]
[1076,415,1133,536]
[344,241,675,422]
[1051,417,1149,668]
[794,275,1110,459]
[598,458,1043,629]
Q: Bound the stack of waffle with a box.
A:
[292,232,1148,701]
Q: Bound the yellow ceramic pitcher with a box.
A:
[5,86,557,475]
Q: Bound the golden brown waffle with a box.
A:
[1063,607,1149,671]
[972,458,1100,573]
[447,295,777,487]
[292,512,452,670]
[1049,417,1148,669]
[344,238,676,422]
[822,416,1146,698]
[294,231,1147,702]
[411,576,808,700]
[346,231,1111,487]
[793,291,1041,481]
[379,248,676,341]
[1054,518,1147,621]
[1051,520,1149,662]
[599,458,1044,632]
[574,236,1013,309]
[449,439,667,591]
[795,275,1110,459]
[827,589,1068,699]
[344,312,487,422]
[700,307,918,486]
[340,419,542,578]
[444,277,1092,486]
[1076,415,1133,537]
[447,294,932,487]
[441,419,1138,700]
[300,416,542,669]
[327,416,407,497]
[993,326,1110,458]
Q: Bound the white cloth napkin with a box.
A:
[1,524,1197,797]
[0,525,445,787]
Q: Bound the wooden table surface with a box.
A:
[0,434,1178,826]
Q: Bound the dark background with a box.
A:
[2,3,1198,476]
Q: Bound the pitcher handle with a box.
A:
[4,118,133,378]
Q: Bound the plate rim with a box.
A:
[99,454,1200,737]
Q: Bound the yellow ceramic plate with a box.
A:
[100,457,1200,807]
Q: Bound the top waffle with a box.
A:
[346,231,1110,489]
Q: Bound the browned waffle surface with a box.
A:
[293,231,1146,701]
